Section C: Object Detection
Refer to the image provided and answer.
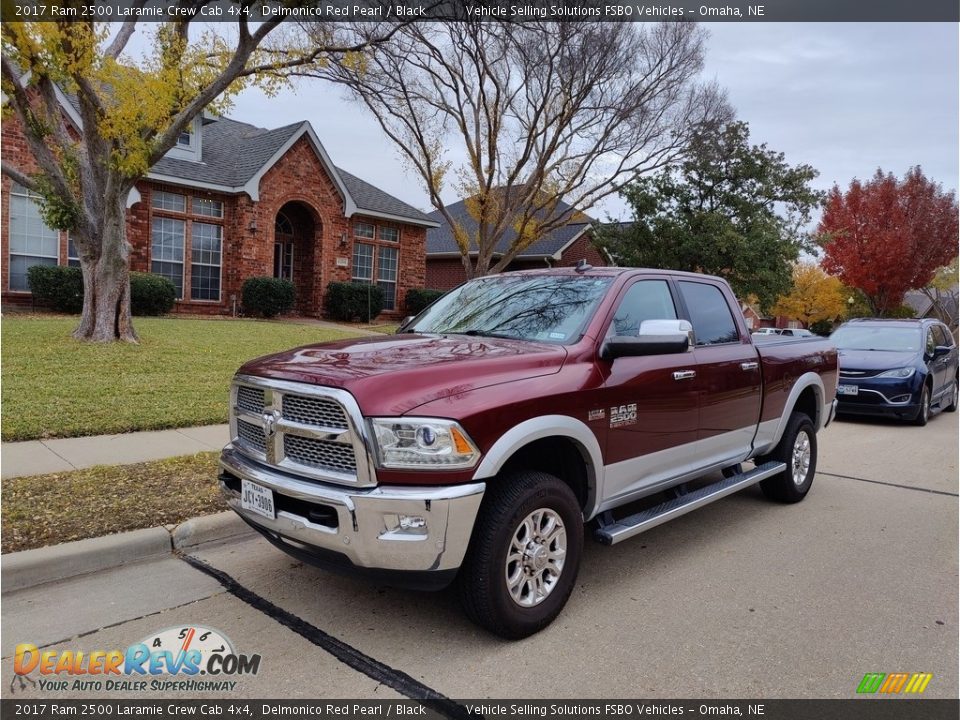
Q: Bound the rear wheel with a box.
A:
[756,412,817,503]
[457,471,583,639]
[911,385,931,426]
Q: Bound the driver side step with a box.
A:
[594,461,787,546]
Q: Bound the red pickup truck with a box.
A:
[220,267,838,638]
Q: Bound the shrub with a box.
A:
[130,272,176,316]
[242,277,296,318]
[404,288,445,315]
[326,282,384,322]
[27,265,83,313]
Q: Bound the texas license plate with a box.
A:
[241,479,275,520]
[837,384,859,396]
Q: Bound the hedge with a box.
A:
[326,282,384,322]
[130,272,176,316]
[405,288,445,315]
[242,277,296,318]
[27,265,83,313]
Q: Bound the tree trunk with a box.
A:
[72,193,138,343]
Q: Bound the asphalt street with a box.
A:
[2,413,957,700]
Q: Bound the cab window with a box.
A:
[608,280,677,337]
[677,281,740,346]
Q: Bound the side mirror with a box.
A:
[396,316,415,334]
[601,319,693,360]
[933,345,951,359]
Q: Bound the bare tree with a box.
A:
[308,20,730,279]
[1,8,406,342]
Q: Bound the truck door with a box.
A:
[675,280,763,468]
[597,278,700,505]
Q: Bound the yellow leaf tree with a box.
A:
[772,262,846,327]
[1,12,399,342]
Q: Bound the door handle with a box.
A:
[741,361,759,371]
[673,370,696,381]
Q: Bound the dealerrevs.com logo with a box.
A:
[856,673,933,695]
[11,625,261,694]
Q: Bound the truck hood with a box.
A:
[237,333,567,416]
[837,348,919,371]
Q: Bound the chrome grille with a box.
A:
[237,386,265,414]
[230,377,373,487]
[283,394,348,430]
[236,418,267,454]
[839,369,880,378]
[284,435,357,474]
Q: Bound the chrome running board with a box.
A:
[594,461,787,546]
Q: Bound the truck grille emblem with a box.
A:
[262,410,281,438]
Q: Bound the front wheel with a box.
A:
[457,471,583,639]
[757,412,817,503]
[911,385,931,426]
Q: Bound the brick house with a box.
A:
[2,99,438,318]
[425,197,607,290]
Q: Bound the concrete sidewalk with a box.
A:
[1,424,229,480]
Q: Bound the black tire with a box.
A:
[911,385,931,426]
[457,471,583,639]
[945,377,958,413]
[756,412,817,503]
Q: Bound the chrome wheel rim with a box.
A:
[791,431,811,487]
[953,383,958,409]
[922,390,930,421]
[505,508,567,608]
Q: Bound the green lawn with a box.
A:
[1,316,359,441]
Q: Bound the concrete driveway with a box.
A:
[2,413,957,700]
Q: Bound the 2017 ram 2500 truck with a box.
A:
[219,267,838,638]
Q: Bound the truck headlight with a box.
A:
[876,367,915,379]
[369,418,480,470]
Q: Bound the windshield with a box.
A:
[830,325,922,352]
[407,274,613,344]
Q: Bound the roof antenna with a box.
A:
[574,258,593,273]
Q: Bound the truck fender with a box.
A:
[755,372,826,455]
[471,415,604,513]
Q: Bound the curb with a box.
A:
[1,511,253,593]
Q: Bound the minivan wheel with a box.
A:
[945,378,958,413]
[457,471,583,639]
[911,385,931,426]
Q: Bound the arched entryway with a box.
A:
[274,201,321,315]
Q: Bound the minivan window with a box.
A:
[830,325,922,352]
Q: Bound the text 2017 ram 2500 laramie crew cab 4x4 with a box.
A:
[220,267,838,638]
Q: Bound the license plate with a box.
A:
[241,479,275,520]
[837,384,859,396]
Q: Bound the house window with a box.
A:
[378,226,399,243]
[67,238,81,267]
[191,223,221,301]
[8,183,60,291]
[354,222,375,240]
[352,243,374,282]
[377,246,398,310]
[192,197,223,218]
[177,129,193,148]
[152,191,186,213]
[151,217,185,298]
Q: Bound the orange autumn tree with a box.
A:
[772,262,846,327]
[819,167,958,317]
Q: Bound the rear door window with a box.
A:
[677,281,740,346]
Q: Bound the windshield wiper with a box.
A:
[446,329,520,340]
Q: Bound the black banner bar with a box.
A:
[1,0,958,23]
[1,700,959,720]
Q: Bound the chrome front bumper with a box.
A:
[219,446,484,577]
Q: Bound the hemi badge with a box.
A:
[588,409,605,421]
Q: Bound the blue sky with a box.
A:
[210,23,960,219]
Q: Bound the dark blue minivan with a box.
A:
[831,318,958,425]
